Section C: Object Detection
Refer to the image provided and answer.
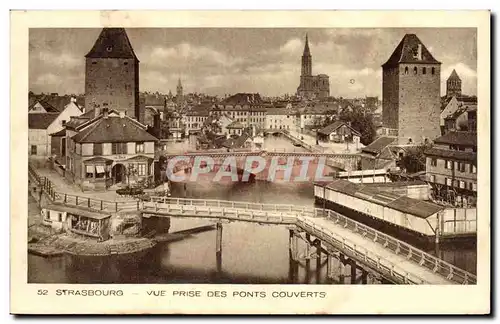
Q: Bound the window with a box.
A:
[93,143,103,156]
[404,67,408,74]
[431,158,437,167]
[112,143,127,154]
[124,62,128,66]
[469,182,473,190]
[446,178,452,186]
[413,67,418,75]
[430,175,435,182]
[61,120,67,126]
[431,67,435,75]
[137,163,147,176]
[58,213,63,222]
[459,162,466,172]
[30,145,37,155]
[472,164,477,174]
[459,180,465,189]
[445,160,453,169]
[423,67,427,74]
[85,165,94,178]
[95,165,106,178]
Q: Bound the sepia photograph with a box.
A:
[11,10,490,314]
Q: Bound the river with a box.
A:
[28,134,477,284]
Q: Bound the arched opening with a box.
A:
[413,67,418,75]
[432,67,435,75]
[404,67,408,74]
[112,163,126,184]
[423,67,427,74]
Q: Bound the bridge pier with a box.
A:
[216,222,223,273]
[350,259,357,285]
[361,269,368,284]
[315,239,322,283]
[289,229,299,261]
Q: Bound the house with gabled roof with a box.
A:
[29,98,83,163]
[64,108,159,191]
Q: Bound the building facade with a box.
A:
[296,34,330,99]
[65,109,158,191]
[382,34,441,145]
[265,108,296,131]
[424,131,477,207]
[84,28,142,123]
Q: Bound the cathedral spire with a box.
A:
[303,33,311,56]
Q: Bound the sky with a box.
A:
[29,28,477,98]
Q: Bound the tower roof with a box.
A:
[85,28,139,61]
[447,69,461,81]
[303,33,311,56]
[382,34,440,68]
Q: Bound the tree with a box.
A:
[339,109,376,145]
[397,143,432,174]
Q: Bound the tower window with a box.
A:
[106,46,113,52]
[404,67,408,74]
[432,67,435,75]
[413,67,418,75]
[92,61,97,65]
[423,67,426,74]
[124,62,128,66]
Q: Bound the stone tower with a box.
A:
[85,28,142,122]
[446,69,462,98]
[176,77,183,107]
[382,34,441,145]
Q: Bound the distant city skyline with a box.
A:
[29,28,477,98]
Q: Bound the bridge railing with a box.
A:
[297,217,427,284]
[316,208,476,285]
[149,197,315,214]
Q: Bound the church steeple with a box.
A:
[176,77,184,106]
[303,33,311,56]
[301,33,312,76]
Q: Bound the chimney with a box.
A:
[70,97,76,103]
[119,111,126,118]
[103,108,109,119]
[94,107,101,118]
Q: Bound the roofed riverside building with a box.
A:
[64,108,159,191]
[317,121,361,146]
[85,28,142,123]
[381,34,441,145]
[296,34,330,100]
[424,131,477,207]
[213,93,266,130]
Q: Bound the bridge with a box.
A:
[29,167,476,285]
[161,150,360,175]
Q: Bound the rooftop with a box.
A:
[28,113,60,129]
[433,131,477,147]
[71,114,158,143]
[361,136,397,155]
[85,28,138,61]
[382,34,441,68]
[424,147,477,162]
[319,179,444,219]
[318,121,361,136]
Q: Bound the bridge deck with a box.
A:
[300,216,451,284]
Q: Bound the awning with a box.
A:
[96,165,105,173]
[85,165,94,173]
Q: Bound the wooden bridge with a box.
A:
[29,166,476,285]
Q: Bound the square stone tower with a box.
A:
[382,34,441,145]
[85,28,142,123]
